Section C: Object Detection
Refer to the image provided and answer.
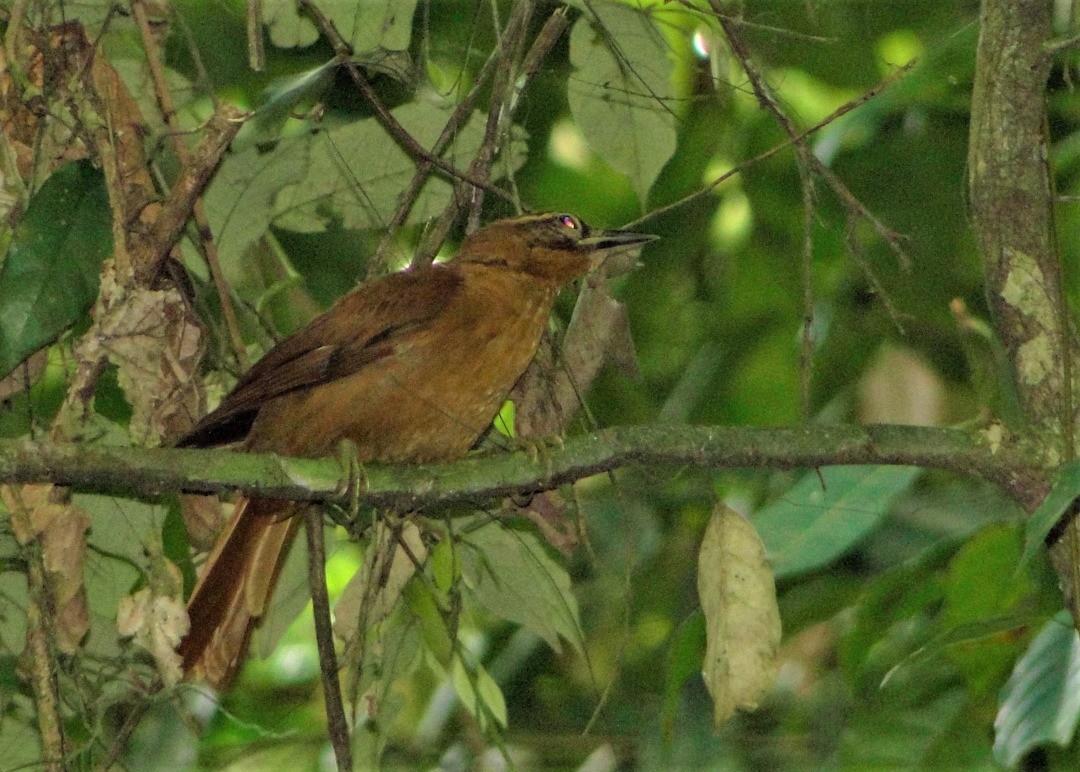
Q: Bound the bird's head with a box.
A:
[455,212,657,285]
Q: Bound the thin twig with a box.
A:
[305,507,352,771]
[626,59,915,229]
[414,0,559,265]
[297,0,514,203]
[713,6,911,272]
[464,0,535,233]
[367,35,503,275]
[798,162,816,417]
[131,0,249,369]
[8,491,67,771]
[143,103,248,285]
[246,0,265,71]
[415,0,536,263]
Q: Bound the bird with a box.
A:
[175,212,656,688]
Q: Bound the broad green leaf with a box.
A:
[0,161,111,380]
[264,0,416,53]
[1021,460,1080,567]
[272,101,526,234]
[994,612,1080,769]
[661,611,706,738]
[697,504,781,726]
[880,609,1041,695]
[459,519,583,656]
[753,465,921,579]
[838,687,969,768]
[840,536,959,675]
[76,493,167,659]
[838,653,971,768]
[452,656,508,730]
[0,708,41,771]
[569,4,677,204]
[942,525,1030,695]
[202,141,305,291]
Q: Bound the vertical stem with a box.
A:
[967,0,1080,614]
[305,508,352,771]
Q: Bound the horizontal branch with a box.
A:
[0,424,1043,510]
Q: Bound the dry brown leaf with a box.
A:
[3,484,91,653]
[179,494,228,552]
[513,490,578,556]
[117,584,189,687]
[96,273,205,446]
[697,502,781,727]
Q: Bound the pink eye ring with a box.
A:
[559,214,578,229]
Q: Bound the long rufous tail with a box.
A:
[178,496,298,688]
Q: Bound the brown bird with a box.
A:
[176,212,655,687]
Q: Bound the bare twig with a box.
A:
[247,0,265,71]
[798,162,816,416]
[370,5,568,273]
[305,507,352,771]
[297,0,514,203]
[710,4,912,292]
[464,1,535,232]
[131,0,249,369]
[142,103,248,285]
[8,491,67,771]
[627,60,915,228]
[368,36,502,274]
[414,1,565,265]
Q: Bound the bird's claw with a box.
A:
[333,438,366,525]
[512,434,564,472]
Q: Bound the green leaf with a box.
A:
[941,525,1031,696]
[1021,460,1080,567]
[840,536,959,675]
[753,466,921,579]
[452,656,508,730]
[0,161,111,380]
[994,612,1080,769]
[661,611,706,739]
[459,519,583,656]
[569,4,677,204]
[272,101,526,234]
[838,654,970,768]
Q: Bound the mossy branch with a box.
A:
[0,424,1044,512]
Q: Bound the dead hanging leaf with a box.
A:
[179,494,228,552]
[698,502,781,727]
[3,484,91,653]
[117,534,187,686]
[117,583,188,687]
[95,269,205,446]
[513,490,579,556]
[514,271,641,437]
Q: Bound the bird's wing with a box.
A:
[178,266,463,448]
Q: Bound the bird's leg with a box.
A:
[331,438,367,533]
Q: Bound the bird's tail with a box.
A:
[178,495,298,688]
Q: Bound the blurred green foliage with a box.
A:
[3,0,1080,768]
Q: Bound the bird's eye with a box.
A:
[558,214,579,230]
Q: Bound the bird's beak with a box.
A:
[580,227,659,250]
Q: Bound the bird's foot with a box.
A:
[332,438,367,528]
[510,434,565,475]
